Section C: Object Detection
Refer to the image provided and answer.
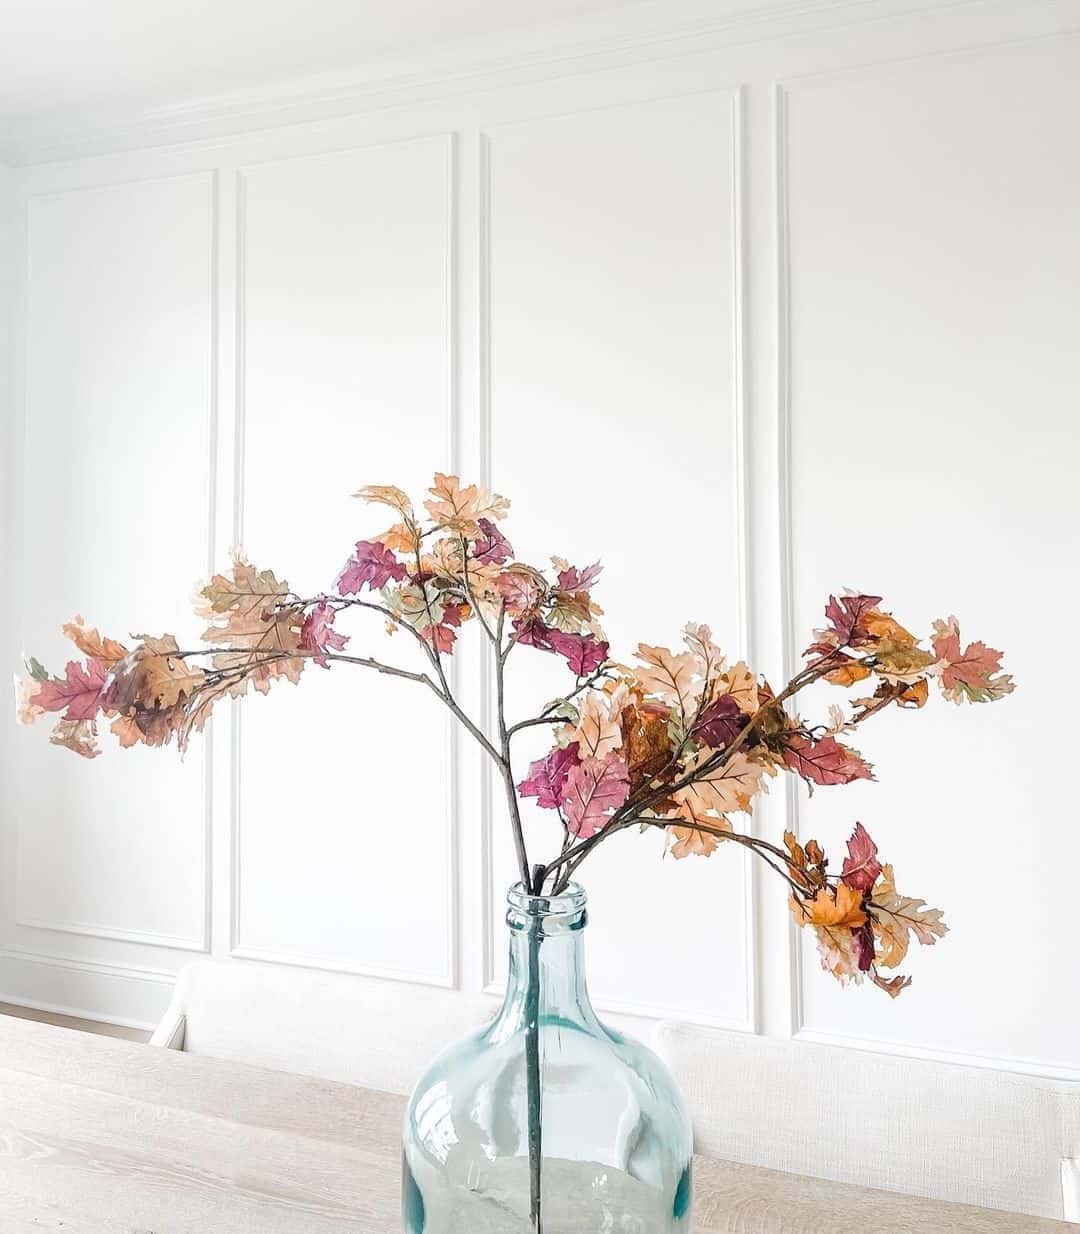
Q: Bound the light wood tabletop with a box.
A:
[0,1014,1067,1232]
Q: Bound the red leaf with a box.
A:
[517,743,581,810]
[841,822,882,892]
[422,623,458,654]
[338,540,407,594]
[299,603,349,668]
[818,593,883,649]
[782,733,874,786]
[691,695,747,750]
[35,659,107,722]
[562,753,630,839]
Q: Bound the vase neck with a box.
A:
[492,883,601,1035]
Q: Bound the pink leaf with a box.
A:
[473,518,514,565]
[299,603,349,668]
[338,540,407,594]
[547,629,608,677]
[35,659,107,722]
[517,742,581,810]
[782,733,874,786]
[841,822,882,892]
[555,560,602,593]
[562,753,629,839]
[423,623,458,654]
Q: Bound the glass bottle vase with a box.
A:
[402,883,693,1233]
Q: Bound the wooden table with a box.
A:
[0,1015,1066,1232]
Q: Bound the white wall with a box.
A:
[1,0,1077,1076]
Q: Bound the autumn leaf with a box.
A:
[691,695,747,751]
[564,692,622,759]
[497,565,547,615]
[353,483,415,519]
[373,522,421,555]
[931,616,1014,704]
[49,718,100,760]
[14,672,45,726]
[338,540,407,594]
[473,518,514,565]
[620,701,673,788]
[423,473,509,535]
[682,622,726,684]
[517,743,581,809]
[552,558,602,593]
[782,733,873,787]
[872,640,936,684]
[61,616,128,667]
[675,749,767,817]
[35,659,108,721]
[715,660,759,714]
[669,807,731,859]
[790,883,868,986]
[106,635,207,714]
[872,972,912,998]
[548,629,608,677]
[869,863,947,968]
[811,593,883,651]
[634,644,697,716]
[824,655,872,687]
[545,589,596,634]
[562,753,630,839]
[792,881,867,929]
[198,556,290,617]
[299,603,349,667]
[840,822,882,892]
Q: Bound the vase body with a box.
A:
[402,883,693,1233]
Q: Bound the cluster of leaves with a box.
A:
[15,476,1013,996]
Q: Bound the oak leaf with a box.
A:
[564,691,622,759]
[299,603,349,667]
[931,616,1014,704]
[108,635,207,712]
[562,753,630,839]
[715,660,759,714]
[841,822,882,892]
[49,718,100,760]
[552,558,602,593]
[682,622,726,684]
[782,733,873,787]
[691,694,746,752]
[35,659,108,722]
[668,806,731,859]
[474,518,514,565]
[62,616,128,667]
[676,749,767,817]
[869,863,947,968]
[338,540,407,594]
[517,743,580,810]
[423,473,509,535]
[634,644,698,716]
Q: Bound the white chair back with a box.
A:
[652,1020,1080,1221]
[151,959,499,1096]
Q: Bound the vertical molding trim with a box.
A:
[774,82,805,1037]
[731,85,758,1036]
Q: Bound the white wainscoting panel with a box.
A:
[230,137,455,985]
[15,173,214,955]
[782,38,1080,1071]
[486,91,753,1028]
[2,0,1078,1074]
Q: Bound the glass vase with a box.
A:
[402,882,693,1233]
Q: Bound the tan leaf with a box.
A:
[354,484,415,519]
[49,718,100,760]
[634,643,698,715]
[374,522,421,555]
[107,634,207,713]
[668,805,731,860]
[682,622,726,683]
[563,690,622,759]
[869,863,947,968]
[62,616,128,667]
[423,472,509,535]
[676,749,767,817]
[715,660,759,714]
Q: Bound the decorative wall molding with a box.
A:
[227,136,460,992]
[12,919,207,954]
[1,944,176,985]
[0,0,1007,167]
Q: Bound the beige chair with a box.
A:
[151,958,498,1096]
[652,1020,1080,1222]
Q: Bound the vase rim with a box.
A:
[506,881,587,919]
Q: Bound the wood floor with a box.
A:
[0,1001,150,1042]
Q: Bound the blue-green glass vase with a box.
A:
[402,883,693,1233]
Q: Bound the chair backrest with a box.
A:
[153,959,499,1096]
[652,1020,1080,1221]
